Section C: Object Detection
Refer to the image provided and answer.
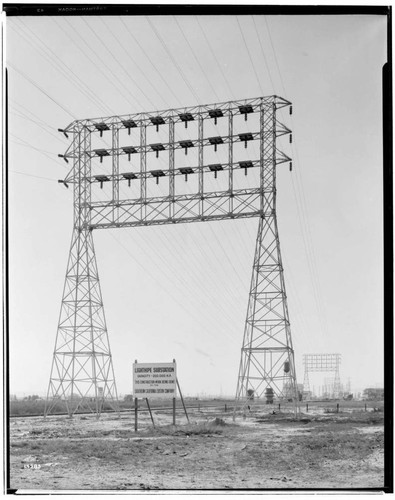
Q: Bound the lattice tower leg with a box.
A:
[333,370,341,399]
[234,215,299,416]
[45,228,119,417]
[303,368,310,399]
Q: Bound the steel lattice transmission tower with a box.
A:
[45,129,119,417]
[234,104,298,410]
[303,353,342,399]
[45,95,298,417]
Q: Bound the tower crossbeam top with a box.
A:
[60,95,291,133]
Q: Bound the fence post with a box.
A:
[278,403,281,412]
[336,403,339,413]
[306,403,308,413]
[225,404,227,412]
[365,403,367,412]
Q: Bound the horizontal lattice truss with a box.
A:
[58,95,292,229]
[60,95,291,135]
[303,353,341,372]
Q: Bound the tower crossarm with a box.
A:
[59,95,291,134]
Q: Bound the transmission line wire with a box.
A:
[251,15,276,95]
[236,16,264,95]
[62,17,138,111]
[264,17,287,98]
[118,17,183,108]
[146,17,201,105]
[107,230,239,343]
[10,134,67,169]
[13,19,114,117]
[81,17,158,111]
[51,17,115,116]
[194,17,235,100]
[10,107,65,144]
[263,15,329,339]
[9,170,58,182]
[7,63,76,120]
[100,17,170,110]
[173,16,220,102]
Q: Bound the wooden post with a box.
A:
[146,398,155,428]
[365,403,367,412]
[134,398,138,432]
[336,403,339,413]
[172,397,176,426]
[278,403,281,412]
[306,403,308,412]
[176,379,190,423]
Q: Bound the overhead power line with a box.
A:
[118,16,183,108]
[9,170,58,182]
[236,16,263,95]
[146,17,201,105]
[173,16,220,102]
[194,16,235,100]
[12,20,114,117]
[264,16,287,97]
[261,15,329,339]
[10,134,67,169]
[10,107,65,144]
[8,63,76,120]
[82,17,159,110]
[251,15,276,95]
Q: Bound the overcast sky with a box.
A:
[6,12,387,398]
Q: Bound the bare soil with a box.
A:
[8,406,384,492]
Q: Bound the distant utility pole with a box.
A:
[45,96,298,417]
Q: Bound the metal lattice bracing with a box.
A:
[46,95,297,417]
[302,353,341,399]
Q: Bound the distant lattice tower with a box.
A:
[303,354,341,400]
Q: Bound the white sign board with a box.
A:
[133,362,177,399]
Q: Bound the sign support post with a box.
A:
[176,378,190,423]
[134,397,138,432]
[146,398,155,427]
[172,397,176,426]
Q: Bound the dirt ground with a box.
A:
[8,405,385,492]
